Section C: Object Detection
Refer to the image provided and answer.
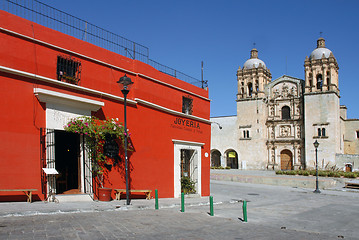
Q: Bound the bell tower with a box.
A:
[304,38,339,94]
[237,48,272,100]
[236,48,271,169]
[303,37,341,169]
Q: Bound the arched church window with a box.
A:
[248,83,253,97]
[318,128,322,137]
[322,128,326,137]
[241,87,244,94]
[309,73,313,86]
[316,74,323,90]
[281,106,291,120]
[327,71,331,89]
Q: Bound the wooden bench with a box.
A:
[0,189,37,203]
[114,189,152,200]
[345,180,359,189]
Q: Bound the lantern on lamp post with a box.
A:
[313,140,321,193]
[117,74,134,205]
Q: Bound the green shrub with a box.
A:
[275,170,283,175]
[303,171,310,176]
[333,172,341,178]
[343,172,357,178]
[211,166,225,169]
[181,177,196,194]
[319,171,329,177]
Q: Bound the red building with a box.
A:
[0,4,210,201]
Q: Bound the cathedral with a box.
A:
[211,38,359,171]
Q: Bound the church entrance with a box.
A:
[280,149,293,170]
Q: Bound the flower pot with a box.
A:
[98,187,112,201]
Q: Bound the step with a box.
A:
[55,194,93,202]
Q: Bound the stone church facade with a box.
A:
[211,38,359,171]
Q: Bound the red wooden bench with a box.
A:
[114,189,152,200]
[0,189,38,203]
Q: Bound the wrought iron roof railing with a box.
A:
[0,0,207,88]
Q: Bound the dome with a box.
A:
[243,58,267,69]
[309,38,334,60]
[243,48,267,69]
[310,48,333,60]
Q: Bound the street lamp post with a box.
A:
[117,74,134,205]
[313,140,321,193]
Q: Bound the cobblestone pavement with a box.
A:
[0,209,348,240]
[0,178,359,239]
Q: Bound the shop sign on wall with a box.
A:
[171,117,203,134]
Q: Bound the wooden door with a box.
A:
[280,150,293,170]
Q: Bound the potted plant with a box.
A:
[181,176,196,194]
[64,116,130,201]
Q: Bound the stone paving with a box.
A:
[0,171,359,239]
[0,208,349,240]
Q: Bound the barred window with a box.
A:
[182,96,193,115]
[57,55,82,84]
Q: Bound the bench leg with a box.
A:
[146,192,151,200]
[116,192,124,201]
[24,191,32,203]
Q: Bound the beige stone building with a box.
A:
[211,38,359,171]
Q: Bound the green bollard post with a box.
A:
[209,196,214,216]
[155,189,159,210]
[181,192,185,212]
[242,200,247,222]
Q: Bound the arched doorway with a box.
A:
[280,149,293,170]
[211,150,221,168]
[226,150,238,169]
[345,163,353,172]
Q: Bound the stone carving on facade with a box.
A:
[279,125,291,137]
[273,88,280,99]
[297,148,301,163]
[271,149,275,163]
[273,83,297,99]
[270,106,275,116]
[270,126,275,138]
[296,103,300,115]
[281,83,289,98]
[296,125,301,138]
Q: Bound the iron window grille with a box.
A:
[57,55,82,84]
[182,96,193,115]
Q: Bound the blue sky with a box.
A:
[48,0,359,118]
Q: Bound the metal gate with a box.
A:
[40,128,56,195]
[82,136,93,197]
[41,129,93,197]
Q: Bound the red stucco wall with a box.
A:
[0,10,210,201]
